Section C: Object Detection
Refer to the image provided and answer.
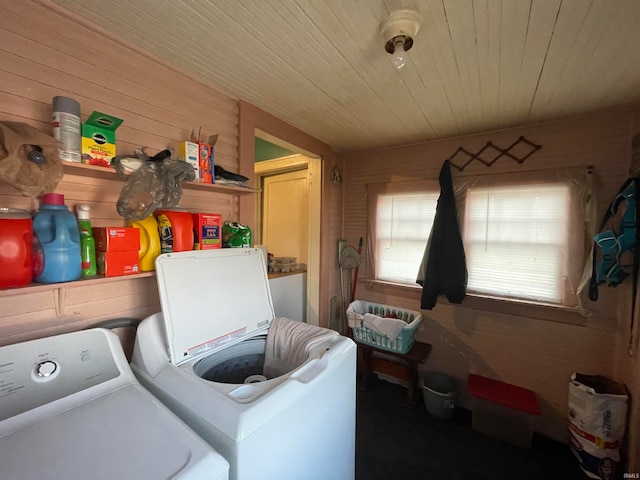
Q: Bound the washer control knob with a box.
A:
[36,361,57,378]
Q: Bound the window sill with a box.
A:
[360,278,588,326]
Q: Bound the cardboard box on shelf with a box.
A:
[191,129,218,184]
[197,143,213,183]
[81,111,123,168]
[93,227,140,252]
[170,141,200,181]
[192,213,222,249]
[97,250,140,277]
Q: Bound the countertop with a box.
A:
[267,269,307,280]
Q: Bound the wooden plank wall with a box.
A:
[0,1,239,345]
[343,108,637,443]
[613,110,640,470]
[614,285,640,471]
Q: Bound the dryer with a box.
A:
[131,248,356,480]
[0,328,229,480]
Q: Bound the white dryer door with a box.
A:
[156,249,275,365]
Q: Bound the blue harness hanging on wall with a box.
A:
[590,179,639,291]
[589,177,640,356]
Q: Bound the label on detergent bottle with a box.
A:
[157,214,174,254]
[31,235,44,279]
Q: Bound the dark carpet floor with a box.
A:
[355,376,586,480]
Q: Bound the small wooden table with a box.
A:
[356,340,432,409]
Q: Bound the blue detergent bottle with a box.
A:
[33,193,82,283]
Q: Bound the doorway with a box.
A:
[254,133,322,326]
[261,168,309,264]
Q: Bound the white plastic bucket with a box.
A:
[421,372,459,420]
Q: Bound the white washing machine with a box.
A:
[0,328,229,480]
[130,248,356,480]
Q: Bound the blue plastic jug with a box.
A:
[33,193,81,283]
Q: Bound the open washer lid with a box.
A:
[155,248,275,366]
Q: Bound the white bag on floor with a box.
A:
[568,372,628,480]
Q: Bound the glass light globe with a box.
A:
[391,38,407,69]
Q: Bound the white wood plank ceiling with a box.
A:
[49,0,640,152]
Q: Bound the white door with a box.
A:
[262,169,309,265]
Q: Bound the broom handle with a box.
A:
[351,237,363,303]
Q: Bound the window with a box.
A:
[463,183,571,304]
[368,181,439,284]
[368,169,591,309]
[376,192,439,283]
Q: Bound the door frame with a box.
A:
[237,101,337,329]
[254,151,321,326]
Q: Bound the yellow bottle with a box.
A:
[129,215,161,271]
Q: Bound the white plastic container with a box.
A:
[421,372,459,420]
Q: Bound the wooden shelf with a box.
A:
[0,272,156,298]
[61,161,259,194]
[0,162,257,297]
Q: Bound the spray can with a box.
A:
[52,96,81,163]
[76,205,97,277]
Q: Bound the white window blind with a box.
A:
[376,192,439,283]
[463,183,570,303]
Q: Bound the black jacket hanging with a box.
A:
[416,160,467,309]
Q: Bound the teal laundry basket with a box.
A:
[347,300,422,354]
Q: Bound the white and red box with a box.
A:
[197,143,213,184]
[93,227,140,252]
[97,250,140,277]
[92,227,141,277]
[170,141,200,182]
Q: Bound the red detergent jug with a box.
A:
[0,208,33,288]
[156,208,193,253]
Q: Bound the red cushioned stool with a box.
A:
[468,374,540,449]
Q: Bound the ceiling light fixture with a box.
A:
[380,10,422,70]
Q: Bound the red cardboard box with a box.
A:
[97,250,140,277]
[93,227,140,252]
[192,213,222,249]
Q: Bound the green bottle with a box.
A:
[76,205,97,277]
